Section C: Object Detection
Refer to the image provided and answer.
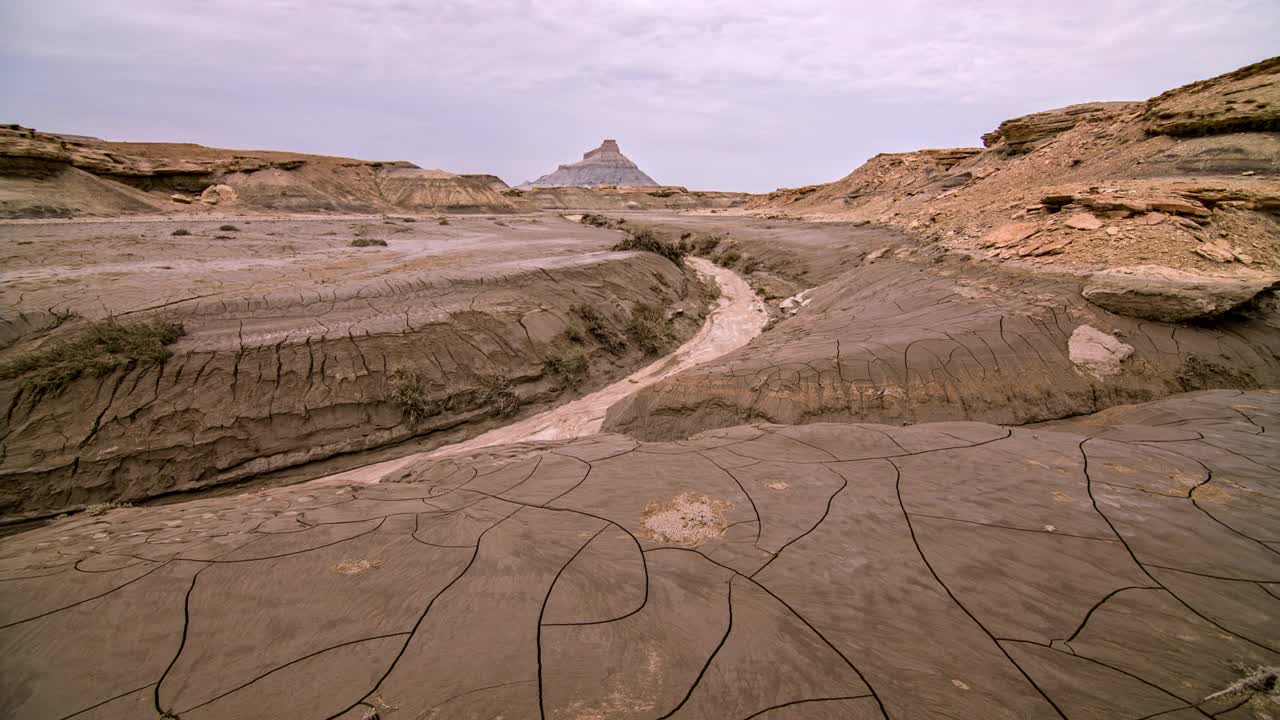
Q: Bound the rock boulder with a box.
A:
[1082,265,1279,322]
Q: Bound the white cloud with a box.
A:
[2,0,1277,190]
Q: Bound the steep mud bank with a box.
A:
[0,217,714,520]
[603,218,1280,440]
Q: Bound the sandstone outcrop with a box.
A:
[746,57,1280,281]
[520,139,659,188]
[1082,265,1279,322]
[1144,56,1280,136]
[982,101,1140,154]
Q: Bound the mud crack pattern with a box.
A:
[1,389,1277,719]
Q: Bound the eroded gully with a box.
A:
[315,256,767,485]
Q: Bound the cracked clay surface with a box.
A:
[1,388,1276,719]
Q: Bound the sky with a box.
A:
[2,1,1278,193]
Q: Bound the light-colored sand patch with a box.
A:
[641,492,735,546]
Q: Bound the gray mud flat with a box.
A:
[1,389,1276,719]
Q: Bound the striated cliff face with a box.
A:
[981,102,1140,155]
[0,126,523,216]
[0,127,745,217]
[1144,56,1280,136]
[520,139,659,188]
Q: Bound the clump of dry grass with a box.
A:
[612,226,686,265]
[0,319,185,396]
[543,350,589,386]
[571,304,627,355]
[625,303,675,355]
[388,368,442,422]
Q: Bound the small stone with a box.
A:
[199,184,238,205]
[980,222,1039,248]
[1105,227,1119,237]
[170,194,193,204]
[1148,199,1209,217]
[1068,325,1134,379]
[1142,212,1168,225]
[1194,242,1236,263]
[1065,213,1103,231]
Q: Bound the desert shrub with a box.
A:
[437,217,450,225]
[501,188,524,197]
[219,224,240,232]
[544,350,589,386]
[579,213,612,228]
[612,226,686,265]
[388,368,442,422]
[0,319,185,395]
[474,374,520,417]
[718,250,741,267]
[626,303,675,355]
[350,238,388,247]
[685,233,722,255]
[171,229,191,236]
[571,304,626,354]
[739,257,761,273]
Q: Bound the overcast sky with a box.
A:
[3,1,1277,192]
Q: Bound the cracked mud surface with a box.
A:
[2,389,1276,719]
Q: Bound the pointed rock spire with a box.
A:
[521,139,658,188]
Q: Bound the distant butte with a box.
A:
[520,139,659,188]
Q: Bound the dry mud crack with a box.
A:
[1,389,1277,719]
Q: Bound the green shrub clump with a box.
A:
[219,224,240,232]
[0,319,185,395]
